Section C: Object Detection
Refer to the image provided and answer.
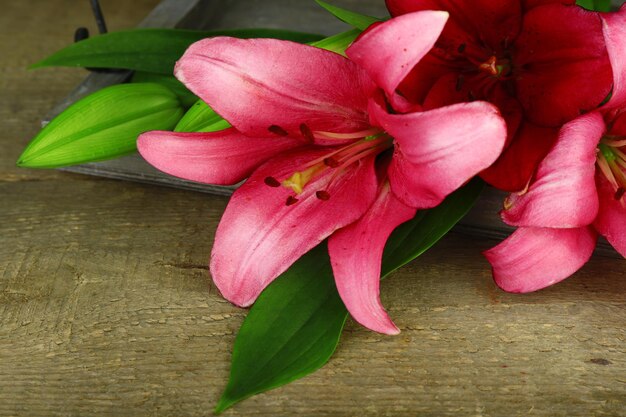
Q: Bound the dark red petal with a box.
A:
[385,0,522,50]
[480,122,558,192]
[514,4,612,126]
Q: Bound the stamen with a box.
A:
[268,125,289,136]
[313,128,381,141]
[597,152,619,189]
[300,123,315,143]
[264,176,281,187]
[286,196,299,206]
[316,190,331,201]
[615,187,625,201]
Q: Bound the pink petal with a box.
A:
[346,10,449,99]
[175,37,372,143]
[210,148,379,307]
[501,112,603,227]
[602,5,626,110]
[514,4,612,126]
[370,99,506,208]
[328,182,416,335]
[137,129,302,185]
[484,226,597,293]
[480,122,558,192]
[594,174,626,257]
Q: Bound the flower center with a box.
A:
[478,55,512,78]
[451,42,514,99]
[597,137,626,202]
[264,126,393,205]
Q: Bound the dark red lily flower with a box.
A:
[386,0,613,191]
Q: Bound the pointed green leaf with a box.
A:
[174,99,231,133]
[310,28,362,55]
[215,245,347,414]
[31,28,325,75]
[576,0,611,11]
[216,180,484,412]
[315,0,382,31]
[17,83,184,168]
[131,71,198,108]
[381,179,484,277]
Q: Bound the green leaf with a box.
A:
[31,28,325,75]
[315,0,382,31]
[310,28,362,55]
[215,179,484,413]
[131,71,198,108]
[17,83,184,168]
[214,245,347,414]
[576,0,611,11]
[381,179,484,277]
[174,99,231,133]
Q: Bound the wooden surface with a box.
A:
[1,1,625,416]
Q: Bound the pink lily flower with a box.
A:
[385,0,613,192]
[484,7,626,292]
[138,11,507,334]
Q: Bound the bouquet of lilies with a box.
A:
[18,0,625,411]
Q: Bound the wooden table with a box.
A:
[1,1,624,416]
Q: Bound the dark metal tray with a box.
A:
[46,0,621,257]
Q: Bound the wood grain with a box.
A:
[1,1,624,416]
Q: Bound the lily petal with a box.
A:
[175,37,372,142]
[594,174,626,257]
[138,129,302,185]
[501,112,602,227]
[485,226,597,293]
[211,148,379,307]
[480,122,558,192]
[602,5,626,110]
[514,4,612,126]
[346,10,449,100]
[385,0,522,51]
[328,182,416,335]
[522,0,575,10]
[370,99,506,208]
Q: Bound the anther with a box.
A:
[300,123,315,143]
[324,157,340,168]
[457,43,466,53]
[264,176,281,187]
[286,196,299,206]
[268,125,289,136]
[316,191,331,201]
[616,187,625,201]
